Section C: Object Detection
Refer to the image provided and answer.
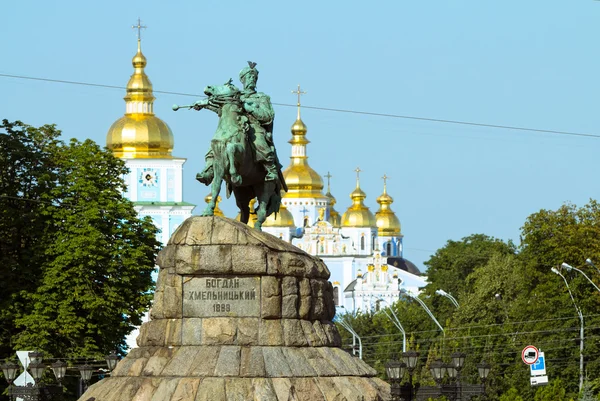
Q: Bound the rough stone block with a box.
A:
[259,319,283,346]
[298,279,312,319]
[214,346,241,376]
[161,347,202,376]
[171,377,200,400]
[251,378,278,400]
[263,347,292,377]
[184,216,213,245]
[266,252,282,275]
[281,276,298,296]
[149,291,165,320]
[270,378,293,401]
[169,218,192,245]
[164,318,182,346]
[195,377,226,401]
[281,347,317,377]
[181,318,203,345]
[261,276,281,319]
[203,318,236,345]
[187,346,221,376]
[288,378,326,401]
[162,286,182,319]
[175,245,233,275]
[211,217,240,244]
[279,252,313,277]
[300,320,322,346]
[301,348,338,376]
[312,321,330,346]
[142,348,173,376]
[281,294,299,319]
[236,318,259,345]
[282,319,308,347]
[309,279,326,320]
[138,320,166,347]
[156,246,176,269]
[224,378,253,401]
[231,245,267,274]
[239,347,266,377]
[318,348,360,376]
[322,321,342,347]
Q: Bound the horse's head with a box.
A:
[204,79,241,102]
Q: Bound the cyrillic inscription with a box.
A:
[183,276,260,317]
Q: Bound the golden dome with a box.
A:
[235,199,258,227]
[106,39,174,159]
[375,176,401,236]
[204,193,224,217]
[341,168,376,228]
[282,87,324,199]
[263,203,296,227]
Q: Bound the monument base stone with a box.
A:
[79,216,390,400]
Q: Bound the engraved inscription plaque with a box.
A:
[183,276,260,317]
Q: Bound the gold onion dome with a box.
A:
[106,39,174,159]
[341,169,376,227]
[282,86,324,198]
[204,193,224,217]
[262,203,296,227]
[375,175,401,236]
[235,199,258,227]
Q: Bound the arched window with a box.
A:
[333,287,339,306]
[386,242,392,256]
[360,235,365,250]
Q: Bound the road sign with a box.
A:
[522,345,539,365]
[530,375,548,386]
[530,352,546,376]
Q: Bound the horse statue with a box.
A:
[174,80,286,230]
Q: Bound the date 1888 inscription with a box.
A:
[183,276,260,317]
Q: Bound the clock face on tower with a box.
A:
[140,168,159,187]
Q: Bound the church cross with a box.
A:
[325,171,332,192]
[291,84,307,119]
[355,167,362,187]
[382,174,389,192]
[132,18,147,41]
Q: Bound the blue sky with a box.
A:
[1,1,599,270]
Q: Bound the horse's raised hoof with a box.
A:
[231,174,242,186]
[201,206,215,217]
[253,221,263,231]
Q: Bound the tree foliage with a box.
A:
[338,201,600,400]
[0,120,160,360]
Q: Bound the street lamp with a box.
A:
[585,258,600,275]
[78,364,94,395]
[105,351,119,372]
[1,361,20,384]
[429,360,446,385]
[401,290,444,333]
[477,361,491,382]
[435,289,460,308]
[51,360,67,385]
[552,266,584,393]
[562,262,600,293]
[28,351,43,365]
[386,359,407,401]
[370,295,407,352]
[28,362,46,383]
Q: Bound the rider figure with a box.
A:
[196,62,279,184]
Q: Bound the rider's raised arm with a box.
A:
[194,98,220,114]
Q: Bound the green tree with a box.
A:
[0,120,160,360]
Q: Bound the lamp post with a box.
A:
[401,290,444,333]
[477,361,491,400]
[435,289,460,308]
[562,262,600,293]
[385,359,407,401]
[1,361,20,401]
[370,295,407,352]
[51,360,67,386]
[552,266,584,393]
[334,310,363,359]
[585,258,600,276]
[78,364,94,395]
[105,351,119,373]
[451,352,466,400]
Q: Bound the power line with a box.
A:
[1,73,599,140]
